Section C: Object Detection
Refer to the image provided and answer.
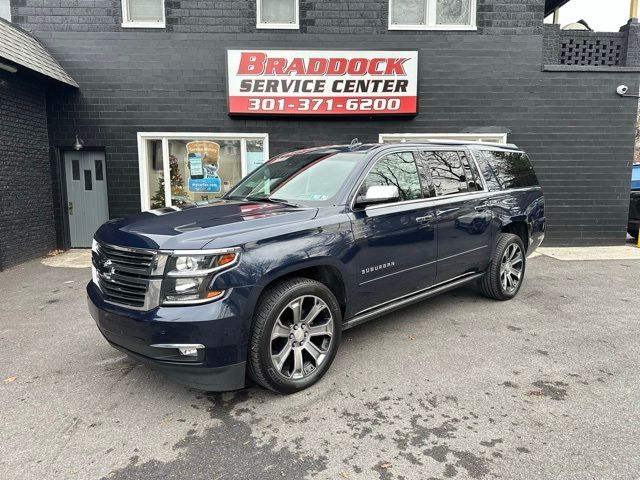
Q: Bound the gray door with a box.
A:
[64,151,109,247]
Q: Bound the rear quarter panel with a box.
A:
[490,187,545,254]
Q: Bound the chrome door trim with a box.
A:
[358,245,489,287]
[359,259,438,286]
[436,245,489,263]
[362,190,494,213]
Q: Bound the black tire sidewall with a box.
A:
[254,279,342,394]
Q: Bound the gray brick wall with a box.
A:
[621,19,640,68]
[0,70,56,270]
[542,23,559,64]
[28,29,638,246]
[11,0,544,35]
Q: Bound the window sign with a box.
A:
[186,142,222,193]
[227,50,418,115]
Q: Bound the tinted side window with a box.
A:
[473,150,502,191]
[511,153,539,187]
[420,151,469,197]
[360,152,422,202]
[481,150,540,189]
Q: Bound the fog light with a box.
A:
[178,347,198,357]
[150,343,204,359]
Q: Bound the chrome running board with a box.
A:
[343,272,484,330]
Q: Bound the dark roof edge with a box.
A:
[545,0,572,17]
[0,17,78,87]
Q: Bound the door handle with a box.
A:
[416,214,435,224]
[436,207,460,216]
[68,201,74,215]
[475,202,492,212]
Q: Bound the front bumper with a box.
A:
[87,281,254,391]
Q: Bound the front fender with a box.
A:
[211,216,355,320]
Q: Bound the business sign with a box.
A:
[227,50,418,115]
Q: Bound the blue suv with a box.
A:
[88,141,545,394]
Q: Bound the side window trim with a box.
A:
[465,149,488,192]
[458,150,482,192]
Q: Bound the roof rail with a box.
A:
[399,139,520,150]
[349,138,362,150]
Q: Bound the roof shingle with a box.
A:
[0,18,78,87]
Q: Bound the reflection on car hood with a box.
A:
[94,200,319,250]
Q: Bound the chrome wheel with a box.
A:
[270,295,334,380]
[500,243,523,293]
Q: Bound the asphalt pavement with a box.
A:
[1,251,639,480]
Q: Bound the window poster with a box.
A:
[186,141,222,193]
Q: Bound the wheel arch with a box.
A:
[254,258,348,320]
[500,219,530,251]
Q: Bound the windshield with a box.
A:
[225,151,363,206]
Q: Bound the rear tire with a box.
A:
[248,277,342,394]
[479,233,526,301]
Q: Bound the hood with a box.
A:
[94,200,319,250]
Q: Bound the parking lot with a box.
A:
[1,250,640,480]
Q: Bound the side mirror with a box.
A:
[355,185,400,207]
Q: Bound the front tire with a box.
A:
[248,277,342,394]
[479,233,526,301]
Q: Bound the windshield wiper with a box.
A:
[245,196,303,208]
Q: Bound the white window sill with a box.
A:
[256,23,300,30]
[122,21,166,29]
[388,24,477,31]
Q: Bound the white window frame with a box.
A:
[256,0,300,30]
[0,0,11,22]
[379,132,507,144]
[388,0,477,31]
[121,0,166,29]
[137,132,269,211]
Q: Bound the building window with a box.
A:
[137,133,269,211]
[257,0,299,29]
[389,0,476,30]
[121,0,165,28]
[0,0,10,22]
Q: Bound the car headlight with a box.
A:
[91,238,100,287]
[161,249,240,305]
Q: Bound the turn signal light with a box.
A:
[218,253,237,266]
[205,290,224,299]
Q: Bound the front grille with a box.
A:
[93,243,156,308]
